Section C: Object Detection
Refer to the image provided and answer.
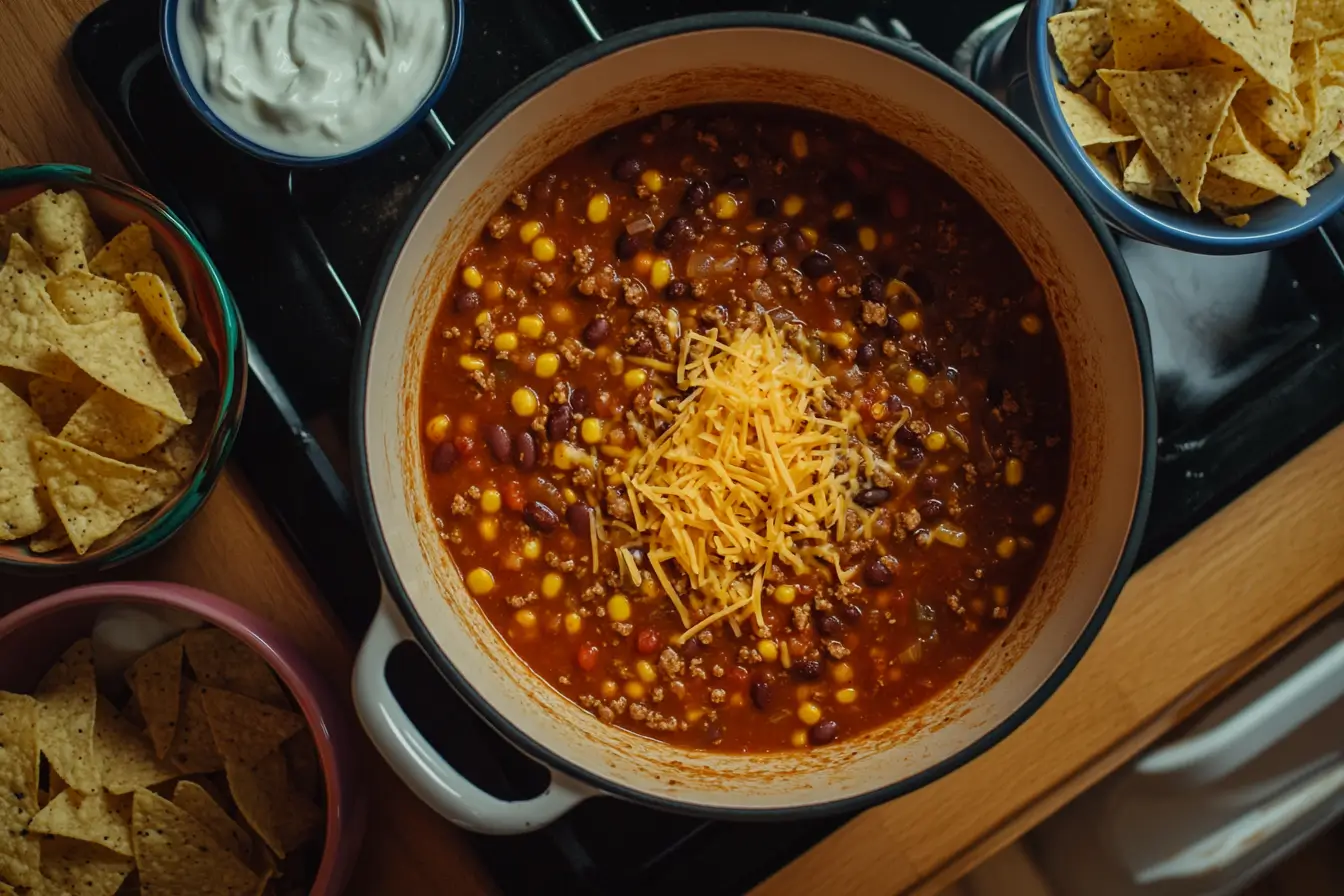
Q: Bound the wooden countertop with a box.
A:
[4,3,1344,895]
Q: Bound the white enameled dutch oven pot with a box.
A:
[351,13,1156,834]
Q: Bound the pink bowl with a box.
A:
[0,581,367,894]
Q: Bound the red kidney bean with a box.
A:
[762,234,787,257]
[683,179,711,208]
[800,251,834,278]
[808,720,839,745]
[666,280,690,300]
[854,487,891,507]
[755,197,778,217]
[817,614,842,636]
[864,558,894,587]
[523,501,560,532]
[582,316,610,347]
[680,638,701,658]
[636,628,661,655]
[483,424,512,463]
[452,435,475,456]
[566,502,593,540]
[569,386,591,414]
[841,602,863,623]
[527,477,565,510]
[576,643,599,671]
[787,231,809,253]
[750,680,774,710]
[612,155,643,182]
[514,431,537,471]
[430,442,459,472]
[547,404,573,441]
[454,290,481,314]
[792,659,822,680]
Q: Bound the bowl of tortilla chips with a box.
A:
[1027,0,1344,253]
[0,165,246,570]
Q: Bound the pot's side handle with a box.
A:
[353,588,594,834]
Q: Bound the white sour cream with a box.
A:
[176,0,450,158]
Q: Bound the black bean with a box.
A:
[683,179,711,207]
[430,442,458,473]
[547,404,573,441]
[841,603,863,623]
[750,681,774,710]
[616,231,644,260]
[570,386,591,414]
[515,431,537,472]
[900,445,925,469]
[817,614,842,636]
[792,659,822,680]
[856,341,879,368]
[566,502,593,539]
[861,274,884,304]
[454,290,481,314]
[808,720,839,746]
[919,498,945,520]
[612,155,643,182]
[895,426,923,446]
[655,215,692,249]
[864,558,894,588]
[762,234,787,258]
[523,501,560,532]
[828,218,858,245]
[800,251,834,279]
[911,350,941,375]
[755,197,778,218]
[787,231,809,253]
[665,280,688,301]
[582,317,610,347]
[722,172,750,192]
[854,487,891,507]
[483,424,512,463]
[886,314,904,339]
[681,638,701,658]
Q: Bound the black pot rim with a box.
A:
[351,10,1158,822]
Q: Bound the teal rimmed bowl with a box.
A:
[0,164,246,572]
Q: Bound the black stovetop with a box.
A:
[67,0,1344,893]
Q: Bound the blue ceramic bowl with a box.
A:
[1023,0,1344,254]
[159,0,467,166]
[0,165,247,572]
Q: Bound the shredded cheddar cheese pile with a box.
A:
[622,318,891,642]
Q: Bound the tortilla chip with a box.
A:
[1291,84,1344,177]
[27,521,72,555]
[1294,154,1335,188]
[0,383,50,541]
[3,234,55,282]
[224,751,322,859]
[1296,0,1344,42]
[28,790,133,857]
[24,192,102,276]
[45,273,134,327]
[136,426,204,483]
[0,267,78,382]
[125,273,201,368]
[1100,65,1245,211]
[200,689,304,767]
[93,698,178,796]
[31,436,175,555]
[1236,84,1311,146]
[1209,148,1310,204]
[1086,145,1124,188]
[181,631,288,709]
[0,692,42,887]
[1123,144,1180,201]
[133,789,260,896]
[34,641,99,795]
[47,313,188,424]
[124,639,183,761]
[27,375,97,433]
[1049,8,1113,87]
[1171,0,1294,93]
[166,683,222,775]
[1055,81,1136,145]
[1201,167,1278,206]
[1111,0,1225,69]
[88,225,186,328]
[39,838,131,896]
[58,387,181,462]
[282,731,322,803]
[172,781,252,865]
[1213,107,1253,156]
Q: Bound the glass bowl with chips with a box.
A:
[0,165,246,570]
[1024,0,1344,253]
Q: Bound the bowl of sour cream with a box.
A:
[162,0,465,165]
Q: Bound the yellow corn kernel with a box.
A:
[550,303,574,324]
[996,536,1018,559]
[514,608,537,628]
[932,521,968,548]
[459,354,485,372]
[466,568,494,596]
[858,226,878,251]
[494,331,519,351]
[790,130,809,159]
[623,368,649,389]
[832,201,854,220]
[797,701,823,726]
[480,489,502,514]
[633,250,654,276]
[518,315,545,339]
[1005,457,1024,486]
[607,594,631,622]
[601,680,620,699]
[836,687,858,705]
[799,226,818,246]
[774,584,797,605]
[713,193,739,219]
[1020,313,1043,335]
[541,572,564,599]
[511,387,539,417]
[650,257,673,289]
[531,236,557,262]
[461,266,483,289]
[993,585,1011,606]
[635,660,658,683]
[478,518,499,541]
[424,414,450,443]
[564,612,583,635]
[790,729,808,748]
[1033,503,1057,526]
[519,221,543,244]
[924,431,947,452]
[822,331,852,350]
[831,662,854,685]
[523,538,542,560]
[586,193,610,224]
[475,310,492,328]
[907,370,929,395]
[758,640,779,662]
[482,279,503,302]
[640,169,664,193]
[624,681,647,701]
[535,352,560,378]
[562,488,578,504]
[782,194,805,217]
[580,416,604,445]
[898,310,922,331]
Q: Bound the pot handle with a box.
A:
[352,587,594,834]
